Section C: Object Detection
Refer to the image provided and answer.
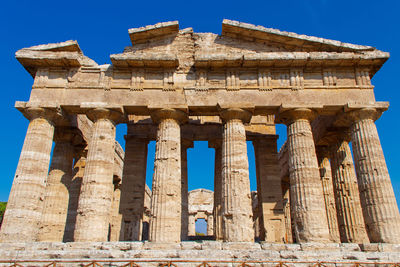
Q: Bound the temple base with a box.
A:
[0,242,399,266]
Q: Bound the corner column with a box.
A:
[279,108,331,242]
[119,136,148,241]
[149,108,187,243]
[316,147,341,243]
[181,138,193,241]
[73,108,123,242]
[253,136,286,243]
[220,108,254,242]
[330,136,369,243]
[209,139,223,240]
[37,128,76,242]
[0,108,60,242]
[348,108,400,243]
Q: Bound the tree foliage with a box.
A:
[0,202,6,227]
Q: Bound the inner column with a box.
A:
[220,108,254,242]
[149,108,187,243]
[279,108,331,243]
[73,108,123,242]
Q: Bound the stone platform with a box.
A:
[0,242,399,266]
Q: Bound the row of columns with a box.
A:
[1,107,399,244]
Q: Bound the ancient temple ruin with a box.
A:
[0,20,400,265]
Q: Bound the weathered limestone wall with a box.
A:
[253,137,286,243]
[119,136,148,241]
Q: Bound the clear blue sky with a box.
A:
[0,0,399,211]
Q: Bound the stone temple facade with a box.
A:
[1,20,400,265]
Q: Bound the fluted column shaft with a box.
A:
[0,108,59,242]
[63,149,86,242]
[220,108,254,242]
[209,139,223,240]
[330,139,369,243]
[149,109,187,243]
[109,183,122,241]
[317,149,340,243]
[38,129,75,242]
[120,136,148,241]
[74,108,122,242]
[282,184,293,243]
[280,108,331,242]
[349,108,400,243]
[181,139,193,241]
[253,137,285,243]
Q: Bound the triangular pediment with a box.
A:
[110,20,387,71]
[221,19,375,53]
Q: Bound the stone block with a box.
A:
[339,243,361,251]
[300,242,340,251]
[180,241,202,250]
[201,240,222,250]
[359,243,379,252]
[378,243,400,252]
[143,241,181,250]
[222,242,261,250]
[260,242,287,251]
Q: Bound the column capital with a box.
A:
[21,107,68,125]
[150,108,188,124]
[277,108,317,125]
[346,108,381,123]
[86,108,124,124]
[219,108,252,123]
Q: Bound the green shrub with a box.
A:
[0,202,6,227]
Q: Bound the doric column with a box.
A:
[188,214,196,236]
[181,138,193,241]
[74,108,123,242]
[37,128,76,242]
[348,108,400,243]
[253,136,286,243]
[149,108,187,242]
[316,147,341,243]
[109,181,122,241]
[278,108,331,242]
[119,136,148,241]
[0,107,61,242]
[220,108,254,242]
[282,183,293,243]
[209,139,223,240]
[207,214,214,236]
[63,148,86,242]
[330,137,369,243]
